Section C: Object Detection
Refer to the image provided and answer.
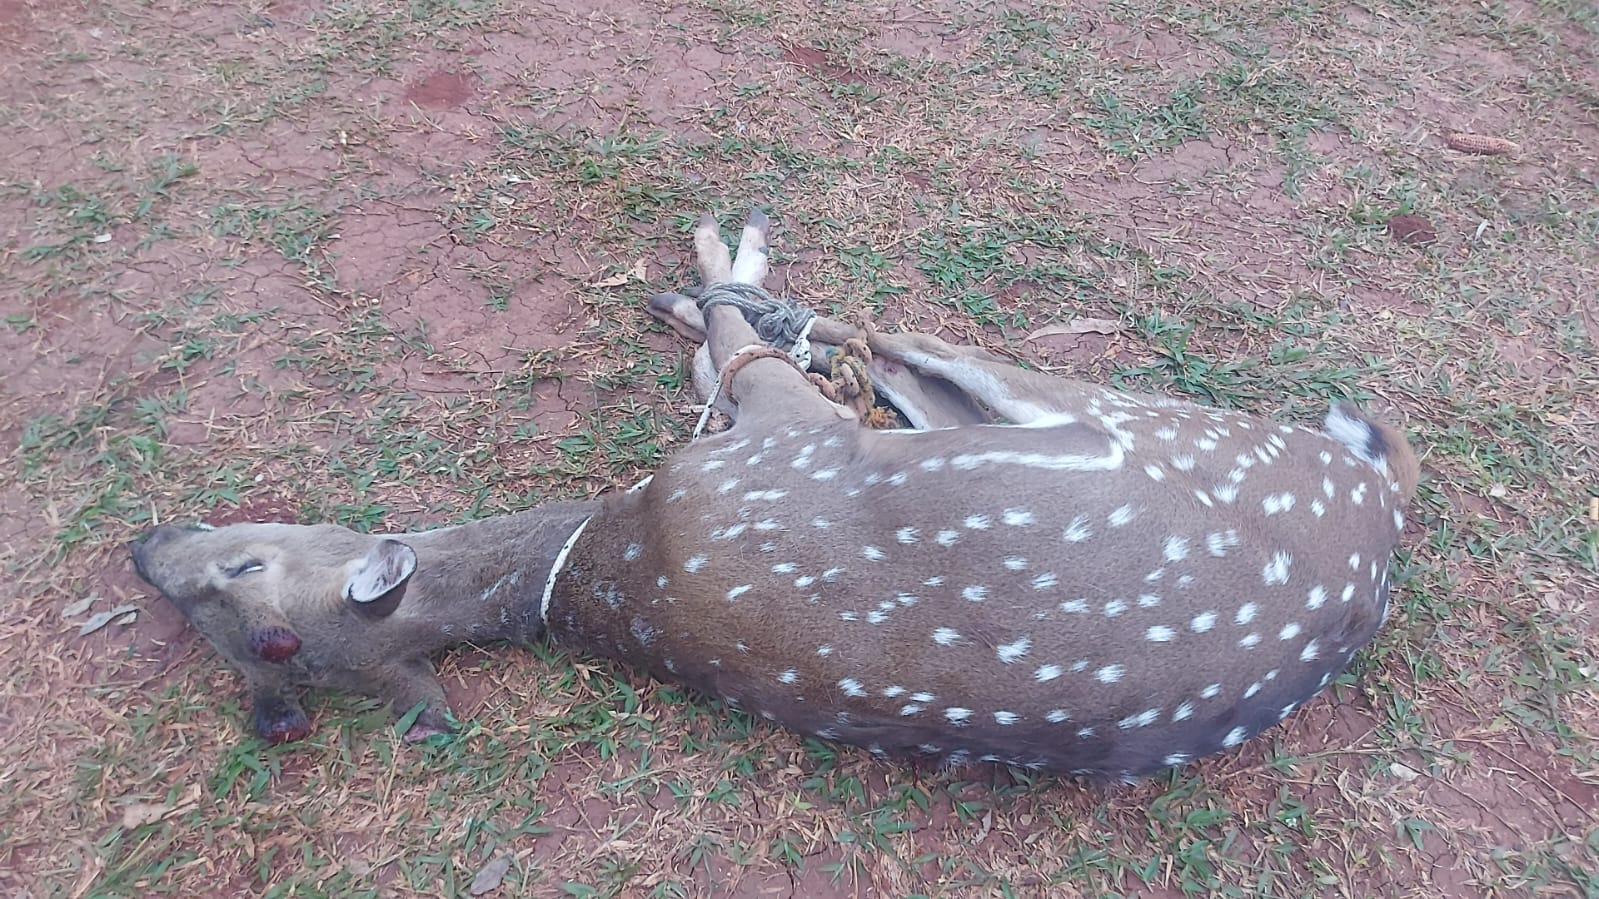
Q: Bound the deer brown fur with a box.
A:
[129,212,1419,780]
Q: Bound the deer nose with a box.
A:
[129,525,179,578]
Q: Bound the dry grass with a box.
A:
[1,0,1596,895]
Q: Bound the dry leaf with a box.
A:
[1025,318,1125,341]
[588,259,647,288]
[1588,497,1598,521]
[1389,762,1421,781]
[469,856,512,895]
[79,604,140,636]
[62,595,97,618]
[121,803,175,829]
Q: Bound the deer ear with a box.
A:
[344,539,417,618]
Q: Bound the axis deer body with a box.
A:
[130,213,1418,780]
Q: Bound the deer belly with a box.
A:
[546,420,1404,778]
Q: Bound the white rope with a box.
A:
[539,515,593,624]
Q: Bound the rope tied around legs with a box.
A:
[695,282,817,370]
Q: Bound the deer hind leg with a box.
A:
[866,330,1097,426]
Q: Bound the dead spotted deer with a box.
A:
[129,211,1419,780]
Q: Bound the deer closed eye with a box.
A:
[225,560,264,578]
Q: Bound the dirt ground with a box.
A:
[2,0,1596,896]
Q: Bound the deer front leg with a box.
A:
[688,212,849,429]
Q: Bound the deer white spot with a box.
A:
[1235,603,1258,625]
[684,555,709,573]
[838,678,866,698]
[809,469,838,481]
[790,447,814,469]
[964,514,991,530]
[932,627,961,646]
[656,576,668,589]
[1279,622,1302,641]
[840,611,859,622]
[1003,556,1028,571]
[1195,437,1218,451]
[1063,516,1092,542]
[1145,568,1165,583]
[1263,493,1296,515]
[1163,536,1189,562]
[1222,727,1249,748]
[794,575,816,588]
[1164,753,1190,766]
[919,457,947,471]
[1095,664,1125,684]
[1393,509,1404,530]
[945,708,973,724]
[1190,611,1217,633]
[1228,467,1247,485]
[1194,490,1214,507]
[1002,508,1035,526]
[777,669,798,684]
[817,644,832,656]
[1172,702,1195,722]
[1046,709,1070,723]
[1171,454,1196,471]
[622,543,643,562]
[1263,552,1292,586]
[1351,482,1368,505]
[1211,484,1239,504]
[1058,598,1088,613]
[1138,594,1161,608]
[1103,600,1128,617]
[899,704,924,716]
[1144,464,1166,481]
[923,576,945,587]
[1300,639,1321,662]
[1108,504,1137,527]
[743,489,788,502]
[1035,664,1063,682]
[822,567,845,581]
[772,562,796,574]
[897,527,919,544]
[895,593,918,606]
[1320,450,1333,464]
[1206,530,1240,557]
[1146,625,1176,643]
[1239,633,1262,648]
[911,692,935,703]
[1119,709,1160,729]
[1306,585,1328,609]
[994,711,1019,725]
[996,636,1031,663]
[882,686,905,698]
[1348,552,1361,570]
[936,530,959,546]
[1311,499,1326,517]
[1156,426,1179,441]
[1244,682,1263,698]
[811,517,832,529]
[1322,476,1335,499]
[726,584,752,600]
[962,585,989,602]
[701,459,726,471]
[887,471,909,486]
[863,545,886,561]
[1076,727,1095,738]
[1202,683,1222,699]
[1341,583,1356,602]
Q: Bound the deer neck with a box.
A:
[395,500,603,648]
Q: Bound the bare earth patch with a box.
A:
[1,0,1595,895]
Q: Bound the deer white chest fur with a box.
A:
[548,391,1409,779]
